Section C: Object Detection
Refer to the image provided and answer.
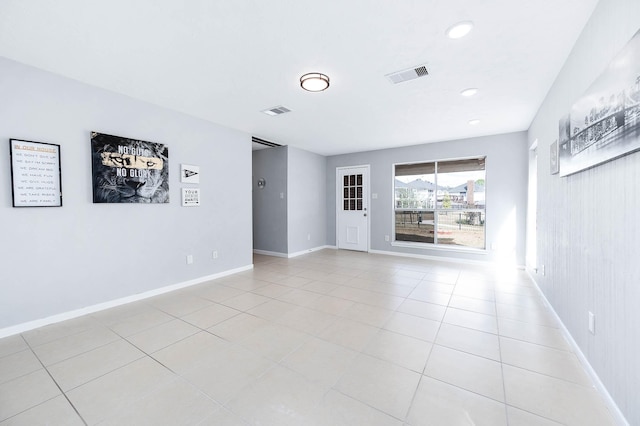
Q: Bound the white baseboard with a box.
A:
[369,248,524,269]
[0,264,254,339]
[253,246,335,259]
[526,271,629,426]
[253,249,288,258]
[287,245,334,258]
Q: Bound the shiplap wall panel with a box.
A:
[528,0,640,423]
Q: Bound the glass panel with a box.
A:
[394,211,435,243]
[357,199,362,210]
[343,176,349,186]
[343,188,349,199]
[436,211,485,248]
[357,174,362,185]
[350,175,356,186]
[350,200,356,210]
[436,166,485,210]
[394,168,436,210]
[356,187,362,198]
[394,158,485,248]
[349,187,356,198]
[344,200,349,210]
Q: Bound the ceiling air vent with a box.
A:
[252,137,281,148]
[261,105,291,116]
[385,64,429,84]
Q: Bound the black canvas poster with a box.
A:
[91,132,169,203]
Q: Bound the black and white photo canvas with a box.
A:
[91,132,169,203]
[558,29,640,176]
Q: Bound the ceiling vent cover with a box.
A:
[386,65,429,84]
[262,106,291,116]
[252,137,281,148]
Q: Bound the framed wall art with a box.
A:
[558,29,640,176]
[180,164,200,183]
[10,139,62,207]
[91,132,169,203]
[550,140,559,175]
[181,188,200,206]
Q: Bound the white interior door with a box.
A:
[337,166,369,252]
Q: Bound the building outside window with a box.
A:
[394,157,486,249]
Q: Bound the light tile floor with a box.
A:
[0,250,619,425]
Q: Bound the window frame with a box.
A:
[392,156,487,252]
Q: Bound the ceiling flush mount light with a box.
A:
[300,73,330,92]
[446,21,474,39]
[460,88,478,97]
[468,119,481,125]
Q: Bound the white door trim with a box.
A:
[336,165,370,252]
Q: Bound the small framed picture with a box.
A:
[550,140,559,175]
[181,188,200,207]
[10,139,63,207]
[181,164,200,183]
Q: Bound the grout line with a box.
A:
[21,335,89,426]
[403,267,461,422]
[496,296,511,426]
[0,251,615,425]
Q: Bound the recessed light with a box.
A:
[460,88,478,97]
[468,119,481,125]
[300,73,330,92]
[446,21,474,39]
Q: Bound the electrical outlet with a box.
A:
[588,311,595,334]
[212,251,218,259]
[186,255,193,265]
[385,235,389,242]
[280,192,284,199]
[307,234,311,241]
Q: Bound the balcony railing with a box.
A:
[394,210,485,248]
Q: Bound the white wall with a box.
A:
[0,58,253,330]
[326,132,529,265]
[528,0,640,423]
[252,146,288,254]
[287,146,327,254]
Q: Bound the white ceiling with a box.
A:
[0,0,599,156]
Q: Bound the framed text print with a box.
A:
[181,188,200,206]
[10,139,62,207]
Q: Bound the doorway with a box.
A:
[526,140,538,271]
